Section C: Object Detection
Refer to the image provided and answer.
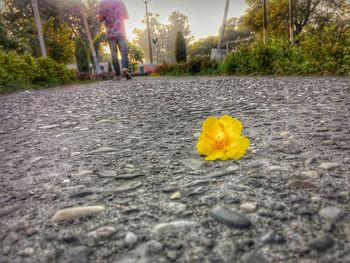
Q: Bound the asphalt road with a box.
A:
[0,76,350,263]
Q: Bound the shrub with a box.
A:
[75,37,90,73]
[175,31,187,63]
[0,50,76,94]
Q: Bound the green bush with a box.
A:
[74,37,90,73]
[0,50,76,94]
[153,58,219,76]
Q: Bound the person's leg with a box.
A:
[117,37,132,79]
[108,38,121,77]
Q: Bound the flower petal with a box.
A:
[202,116,222,135]
[205,149,229,161]
[196,134,214,156]
[219,115,243,136]
[226,136,250,160]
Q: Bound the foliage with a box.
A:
[175,31,187,63]
[243,0,345,39]
[133,11,193,63]
[189,36,218,59]
[153,58,219,76]
[128,42,144,72]
[75,36,90,73]
[222,22,350,76]
[0,50,76,94]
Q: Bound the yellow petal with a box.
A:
[196,134,214,156]
[205,149,229,161]
[202,116,222,135]
[226,136,250,160]
[219,115,242,136]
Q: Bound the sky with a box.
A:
[123,0,247,41]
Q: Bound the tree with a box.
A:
[75,36,89,72]
[128,42,144,71]
[243,0,345,39]
[175,31,187,63]
[189,36,218,60]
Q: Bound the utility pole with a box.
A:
[217,0,230,50]
[80,2,101,74]
[262,0,268,45]
[144,0,153,63]
[289,0,294,43]
[31,0,47,57]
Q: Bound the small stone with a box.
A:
[114,181,142,192]
[152,220,199,237]
[0,204,24,217]
[163,202,187,215]
[244,178,261,188]
[29,156,43,164]
[3,232,20,246]
[87,147,117,155]
[69,191,94,199]
[286,180,315,188]
[166,250,181,261]
[319,162,340,170]
[240,202,257,213]
[70,152,81,157]
[188,186,209,196]
[300,170,321,179]
[88,226,116,240]
[308,235,334,252]
[181,159,204,170]
[125,232,138,246]
[59,246,87,263]
[18,247,34,257]
[344,224,350,241]
[71,170,93,177]
[241,251,269,263]
[115,173,145,179]
[261,231,286,244]
[52,206,105,221]
[146,240,163,255]
[63,179,71,184]
[319,206,343,221]
[214,241,235,263]
[210,206,252,229]
[170,191,182,200]
[298,260,318,263]
[98,170,117,178]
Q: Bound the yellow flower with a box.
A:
[196,115,250,161]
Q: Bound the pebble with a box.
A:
[29,156,43,164]
[3,232,20,246]
[18,247,34,257]
[210,206,252,229]
[261,231,286,244]
[0,204,24,217]
[300,170,321,179]
[88,226,116,240]
[163,202,187,215]
[59,246,87,263]
[344,224,350,241]
[87,147,117,154]
[241,251,269,263]
[71,170,93,177]
[52,205,105,221]
[125,232,138,246]
[152,220,199,236]
[308,235,334,252]
[319,206,343,221]
[146,240,163,255]
[170,191,182,200]
[286,180,315,188]
[244,178,261,188]
[188,186,209,196]
[214,240,235,262]
[240,202,257,212]
[181,158,204,170]
[114,181,142,193]
[115,173,145,179]
[69,191,94,199]
[318,162,340,170]
[298,260,318,263]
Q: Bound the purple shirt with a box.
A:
[98,0,129,39]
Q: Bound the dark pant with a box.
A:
[108,37,129,76]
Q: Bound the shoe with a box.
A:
[113,75,122,81]
[122,68,132,80]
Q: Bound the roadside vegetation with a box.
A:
[0,0,349,95]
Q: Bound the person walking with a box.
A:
[98,0,132,80]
